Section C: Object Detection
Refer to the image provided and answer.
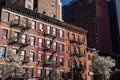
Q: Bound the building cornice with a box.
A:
[1,2,87,35]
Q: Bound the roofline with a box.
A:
[1,1,87,35]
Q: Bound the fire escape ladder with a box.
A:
[17,29,26,41]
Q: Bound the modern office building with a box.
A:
[62,0,113,54]
[0,0,94,80]
[107,0,120,53]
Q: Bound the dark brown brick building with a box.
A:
[0,1,94,80]
[62,0,112,54]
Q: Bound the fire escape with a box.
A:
[8,19,30,54]
[7,19,31,78]
[43,31,59,80]
[70,36,86,80]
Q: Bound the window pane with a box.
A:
[31,36,35,46]
[47,40,51,48]
[66,32,69,39]
[20,51,25,60]
[47,26,50,34]
[0,47,5,58]
[14,32,19,41]
[38,54,42,62]
[39,38,42,47]
[39,23,43,31]
[30,52,34,61]
[31,21,36,29]
[53,28,56,36]
[38,68,42,77]
[23,18,27,27]
[15,15,20,24]
[53,42,57,51]
[4,12,9,22]
[22,34,26,43]
[60,30,63,38]
[2,29,8,39]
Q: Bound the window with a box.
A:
[51,7,56,13]
[14,32,19,41]
[81,37,85,43]
[30,36,35,46]
[20,51,25,60]
[47,55,50,64]
[88,65,92,72]
[39,23,43,31]
[66,59,70,67]
[77,36,79,42]
[30,52,34,61]
[53,56,57,64]
[47,40,51,49]
[66,32,69,39]
[88,55,91,60]
[47,26,50,34]
[72,47,76,55]
[12,49,17,54]
[23,18,27,27]
[83,62,86,69]
[46,70,50,80]
[60,57,64,66]
[60,30,63,38]
[81,50,85,56]
[72,34,75,41]
[14,15,20,24]
[22,34,26,43]
[29,68,34,77]
[66,45,69,52]
[38,54,42,62]
[78,60,81,67]
[0,47,6,58]
[60,44,64,52]
[2,29,8,39]
[53,42,57,51]
[38,68,42,77]
[78,48,80,55]
[39,38,43,47]
[53,28,56,36]
[4,12,9,22]
[31,21,36,29]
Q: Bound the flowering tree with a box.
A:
[2,49,29,80]
[92,53,116,80]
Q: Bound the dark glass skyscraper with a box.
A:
[107,0,120,53]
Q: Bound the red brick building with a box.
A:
[0,1,94,80]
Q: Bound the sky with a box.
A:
[61,0,72,6]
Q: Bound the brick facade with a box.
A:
[0,1,94,80]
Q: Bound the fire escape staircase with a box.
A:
[8,19,31,54]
